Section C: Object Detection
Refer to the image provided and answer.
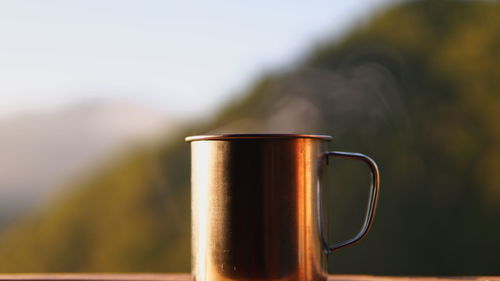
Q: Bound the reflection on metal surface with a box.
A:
[188,134,380,281]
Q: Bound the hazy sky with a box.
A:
[0,0,394,119]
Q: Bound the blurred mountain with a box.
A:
[0,0,498,275]
[0,100,178,224]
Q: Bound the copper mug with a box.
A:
[186,134,380,281]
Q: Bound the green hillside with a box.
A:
[0,0,499,275]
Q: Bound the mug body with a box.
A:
[187,134,331,281]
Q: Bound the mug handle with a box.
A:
[318,151,380,254]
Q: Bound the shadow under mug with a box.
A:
[186,134,380,281]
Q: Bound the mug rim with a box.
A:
[185,134,332,142]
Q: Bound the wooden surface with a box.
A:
[0,274,497,281]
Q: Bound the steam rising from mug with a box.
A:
[210,48,412,141]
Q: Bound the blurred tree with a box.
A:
[0,0,498,275]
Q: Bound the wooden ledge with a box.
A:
[0,274,496,281]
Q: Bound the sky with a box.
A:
[0,0,395,119]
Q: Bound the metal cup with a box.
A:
[186,134,380,281]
